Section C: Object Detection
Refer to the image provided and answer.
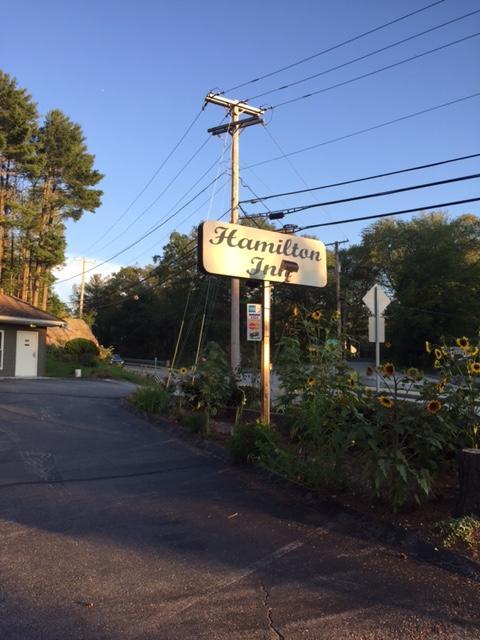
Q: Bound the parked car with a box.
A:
[111,354,125,367]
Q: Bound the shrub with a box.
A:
[64,338,99,366]
[436,516,480,548]
[195,342,230,432]
[131,385,171,414]
[227,422,274,464]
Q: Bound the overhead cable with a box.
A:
[248,9,480,102]
[244,92,480,169]
[296,197,480,232]
[83,109,205,253]
[240,153,480,204]
[270,31,480,109]
[223,0,445,94]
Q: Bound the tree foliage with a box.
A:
[0,70,103,309]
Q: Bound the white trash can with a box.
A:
[75,369,82,378]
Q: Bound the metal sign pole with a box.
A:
[261,281,271,425]
[374,285,380,392]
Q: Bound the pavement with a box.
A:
[0,377,479,639]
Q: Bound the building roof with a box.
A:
[0,294,66,327]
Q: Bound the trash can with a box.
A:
[75,369,82,378]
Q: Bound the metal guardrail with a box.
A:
[123,357,169,367]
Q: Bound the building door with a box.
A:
[15,331,39,377]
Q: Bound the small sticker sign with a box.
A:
[247,303,262,341]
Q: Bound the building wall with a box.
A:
[0,324,47,377]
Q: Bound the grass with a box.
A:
[46,354,147,385]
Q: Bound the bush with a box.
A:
[64,338,99,366]
[131,385,171,414]
[436,516,480,548]
[227,422,274,464]
[178,410,207,434]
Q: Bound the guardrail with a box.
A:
[123,357,169,368]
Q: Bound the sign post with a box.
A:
[362,284,391,392]
[198,221,328,424]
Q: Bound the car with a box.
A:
[111,354,125,367]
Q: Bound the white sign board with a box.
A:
[246,303,262,341]
[362,284,391,315]
[368,316,385,343]
[198,221,327,287]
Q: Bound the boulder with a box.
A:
[47,318,99,348]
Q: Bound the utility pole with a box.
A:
[77,257,95,319]
[205,93,264,372]
[326,240,348,337]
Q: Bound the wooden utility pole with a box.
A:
[204,93,264,372]
[326,240,348,338]
[79,257,87,318]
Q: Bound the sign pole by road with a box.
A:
[363,284,392,392]
[261,282,271,424]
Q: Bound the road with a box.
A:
[0,378,479,639]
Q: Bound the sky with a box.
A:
[1,0,479,301]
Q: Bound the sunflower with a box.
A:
[426,399,442,415]
[382,362,395,377]
[433,360,441,369]
[179,367,188,375]
[425,341,432,353]
[434,348,443,360]
[348,375,357,388]
[469,346,479,357]
[406,367,422,381]
[292,305,299,318]
[311,310,322,321]
[306,376,316,387]
[436,379,446,393]
[468,361,480,375]
[366,366,374,377]
[378,396,394,409]
[456,336,470,350]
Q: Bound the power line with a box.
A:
[240,152,480,204]
[223,0,445,94]
[244,92,480,169]
[55,172,227,284]
[243,173,480,219]
[296,197,480,232]
[91,134,214,254]
[270,31,480,110]
[248,9,480,102]
[83,109,205,253]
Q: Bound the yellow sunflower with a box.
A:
[468,361,480,375]
[179,367,188,375]
[378,396,394,409]
[434,348,443,360]
[306,376,316,387]
[436,379,447,393]
[456,336,470,350]
[426,399,442,415]
[469,346,479,357]
[382,362,395,377]
[311,310,322,321]
[292,305,299,318]
[433,360,441,369]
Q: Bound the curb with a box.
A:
[124,401,480,583]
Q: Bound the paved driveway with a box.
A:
[0,378,479,639]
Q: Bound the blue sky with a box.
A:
[1,0,479,299]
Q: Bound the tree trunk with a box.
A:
[32,262,42,307]
[456,448,480,517]
[40,277,49,311]
[21,245,30,301]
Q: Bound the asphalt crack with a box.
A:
[259,579,284,640]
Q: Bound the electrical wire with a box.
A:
[296,197,480,232]
[240,152,480,204]
[83,109,205,253]
[55,172,227,285]
[222,0,445,94]
[270,31,480,110]
[244,92,480,169]
[244,173,480,219]
[248,9,480,102]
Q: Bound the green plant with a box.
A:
[227,422,275,464]
[178,410,207,434]
[131,385,171,414]
[423,336,480,449]
[195,342,230,433]
[352,364,454,509]
[64,338,99,366]
[436,516,480,548]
